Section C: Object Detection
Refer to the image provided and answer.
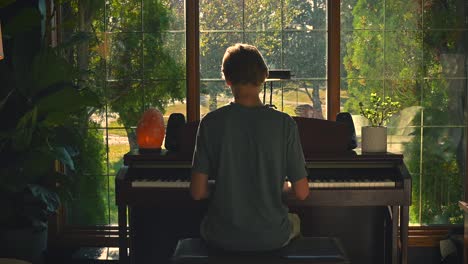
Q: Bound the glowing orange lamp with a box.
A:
[136,108,165,152]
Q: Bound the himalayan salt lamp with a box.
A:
[136,108,165,152]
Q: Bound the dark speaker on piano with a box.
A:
[336,112,357,150]
[165,113,186,151]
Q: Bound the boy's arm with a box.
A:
[191,118,211,200]
[285,117,310,201]
[283,178,310,201]
[190,172,209,200]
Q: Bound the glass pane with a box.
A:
[384,31,423,79]
[423,0,468,30]
[341,79,384,114]
[410,173,421,225]
[200,32,243,79]
[143,32,186,80]
[108,128,131,175]
[423,79,466,126]
[244,0,282,31]
[283,32,327,79]
[400,129,421,175]
[340,0,384,30]
[109,176,118,224]
[421,127,465,224]
[385,0,421,30]
[244,32,282,69]
[66,175,109,225]
[200,80,231,116]
[106,33,143,80]
[284,0,327,31]
[74,128,108,176]
[143,0,185,31]
[200,0,243,31]
[144,80,186,118]
[423,31,468,78]
[106,0,142,32]
[385,79,421,126]
[341,31,384,79]
[282,81,326,119]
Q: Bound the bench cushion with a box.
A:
[172,237,349,264]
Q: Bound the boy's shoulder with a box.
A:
[201,103,295,126]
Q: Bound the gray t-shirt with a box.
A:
[192,102,308,251]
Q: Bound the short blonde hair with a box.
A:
[221,43,268,87]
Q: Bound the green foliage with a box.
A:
[359,93,400,127]
[344,0,465,225]
[0,1,102,228]
[66,125,107,225]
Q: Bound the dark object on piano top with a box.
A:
[293,117,351,156]
[267,69,291,80]
[165,113,186,151]
[336,112,358,150]
[179,120,200,156]
[172,237,349,264]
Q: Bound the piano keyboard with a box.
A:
[129,166,399,188]
[131,179,395,188]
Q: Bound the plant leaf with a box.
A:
[52,146,75,171]
[31,50,76,96]
[12,107,37,151]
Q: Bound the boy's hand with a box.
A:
[283,181,292,193]
[190,172,210,200]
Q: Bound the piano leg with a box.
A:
[400,205,409,264]
[118,205,128,264]
[391,206,398,264]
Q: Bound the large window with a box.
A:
[340,0,468,224]
[59,0,467,227]
[199,0,328,119]
[60,0,185,225]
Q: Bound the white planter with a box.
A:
[361,126,387,153]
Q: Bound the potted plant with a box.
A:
[359,93,400,153]
[0,2,99,262]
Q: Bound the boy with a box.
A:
[190,43,309,251]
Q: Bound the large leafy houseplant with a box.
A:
[0,1,99,261]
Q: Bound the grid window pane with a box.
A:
[200,32,243,79]
[143,0,185,31]
[106,0,142,32]
[244,0,282,31]
[384,31,423,79]
[200,0,243,30]
[423,1,468,30]
[385,0,421,30]
[421,127,465,224]
[340,0,384,30]
[423,79,466,126]
[106,33,143,80]
[284,0,327,31]
[244,33,282,69]
[283,32,327,79]
[341,31,384,79]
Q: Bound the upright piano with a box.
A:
[116,117,411,264]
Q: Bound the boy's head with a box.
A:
[221,44,268,87]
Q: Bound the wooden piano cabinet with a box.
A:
[459,201,468,264]
[116,153,411,264]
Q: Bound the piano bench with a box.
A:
[172,237,350,264]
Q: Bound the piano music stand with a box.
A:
[263,69,291,109]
